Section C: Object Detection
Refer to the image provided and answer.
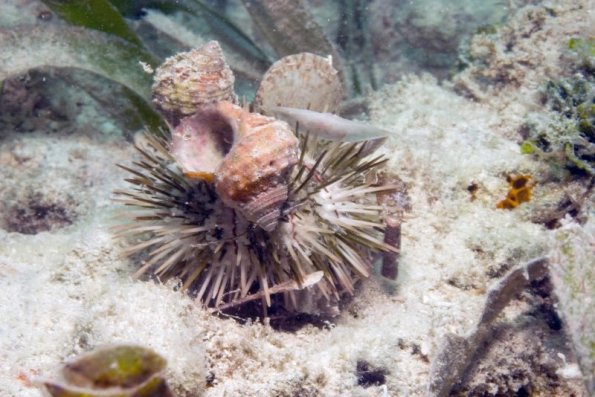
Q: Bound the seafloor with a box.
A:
[0,1,593,396]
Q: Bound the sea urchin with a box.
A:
[114,44,398,313]
[115,126,396,311]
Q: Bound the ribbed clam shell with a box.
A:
[254,52,343,114]
[152,41,236,123]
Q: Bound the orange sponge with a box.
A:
[497,175,534,209]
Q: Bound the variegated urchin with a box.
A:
[114,45,398,313]
[115,121,396,311]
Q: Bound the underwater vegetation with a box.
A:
[521,38,595,176]
[429,257,550,397]
[550,218,595,394]
[0,0,343,111]
[0,0,313,136]
[115,41,403,314]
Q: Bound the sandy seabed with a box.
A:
[0,1,592,396]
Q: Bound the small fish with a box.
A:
[268,106,391,142]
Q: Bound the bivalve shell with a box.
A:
[254,52,343,114]
[152,41,237,124]
[40,345,173,397]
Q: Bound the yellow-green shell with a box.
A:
[41,345,172,397]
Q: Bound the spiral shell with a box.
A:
[214,105,300,231]
[213,102,300,231]
[254,52,343,114]
[152,41,237,123]
[168,101,300,231]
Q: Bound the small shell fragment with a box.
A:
[152,41,237,123]
[40,345,173,397]
[254,53,343,114]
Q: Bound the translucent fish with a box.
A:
[269,106,391,142]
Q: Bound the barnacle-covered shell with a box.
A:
[40,345,173,397]
[213,102,300,231]
[152,41,237,123]
[254,52,343,114]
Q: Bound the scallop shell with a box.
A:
[213,103,300,231]
[40,345,173,397]
[152,41,237,124]
[253,52,344,114]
